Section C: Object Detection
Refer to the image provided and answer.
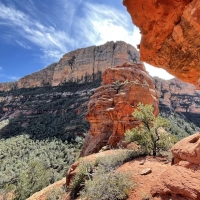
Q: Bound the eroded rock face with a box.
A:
[0,41,140,90]
[154,77,200,128]
[151,133,200,200]
[151,165,200,200]
[17,63,56,89]
[123,0,200,89]
[172,133,200,165]
[80,62,159,157]
[154,77,200,114]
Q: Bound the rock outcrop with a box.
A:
[80,62,159,157]
[154,77,200,126]
[0,41,140,91]
[123,0,200,89]
[172,133,200,166]
[151,133,200,200]
[17,63,57,89]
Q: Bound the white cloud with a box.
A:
[0,3,74,61]
[0,1,175,80]
[145,63,174,80]
[75,3,174,80]
[0,67,2,71]
[77,3,134,46]
[0,73,19,81]
[16,41,31,49]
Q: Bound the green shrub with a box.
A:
[80,171,133,200]
[69,160,92,199]
[0,135,82,197]
[125,103,177,156]
[95,150,142,174]
[46,186,66,200]
[14,160,51,200]
[69,150,140,199]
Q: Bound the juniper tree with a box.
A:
[125,103,177,156]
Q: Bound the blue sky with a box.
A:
[0,0,174,83]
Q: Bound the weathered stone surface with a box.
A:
[27,178,66,200]
[123,0,200,89]
[0,41,140,90]
[151,165,200,200]
[17,63,56,89]
[140,168,152,175]
[171,132,200,165]
[154,77,200,114]
[151,133,200,200]
[80,62,159,157]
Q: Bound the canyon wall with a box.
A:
[0,41,140,91]
[123,0,200,89]
[154,77,200,126]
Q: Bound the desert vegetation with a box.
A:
[0,75,199,199]
[68,150,141,200]
[125,103,177,156]
[0,134,83,199]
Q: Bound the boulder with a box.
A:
[172,133,200,165]
[151,133,200,199]
[80,62,159,157]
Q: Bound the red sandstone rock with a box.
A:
[0,82,17,92]
[151,133,200,200]
[27,178,66,200]
[151,165,200,200]
[172,133,200,165]
[123,0,200,89]
[80,62,159,157]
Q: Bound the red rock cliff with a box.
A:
[123,0,200,89]
[0,41,140,91]
[154,77,200,114]
[80,62,159,157]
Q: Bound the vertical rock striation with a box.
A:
[154,77,200,126]
[80,62,159,157]
[0,41,140,91]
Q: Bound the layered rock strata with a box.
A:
[151,133,200,199]
[123,0,200,89]
[80,62,159,157]
[154,77,200,127]
[0,41,140,91]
